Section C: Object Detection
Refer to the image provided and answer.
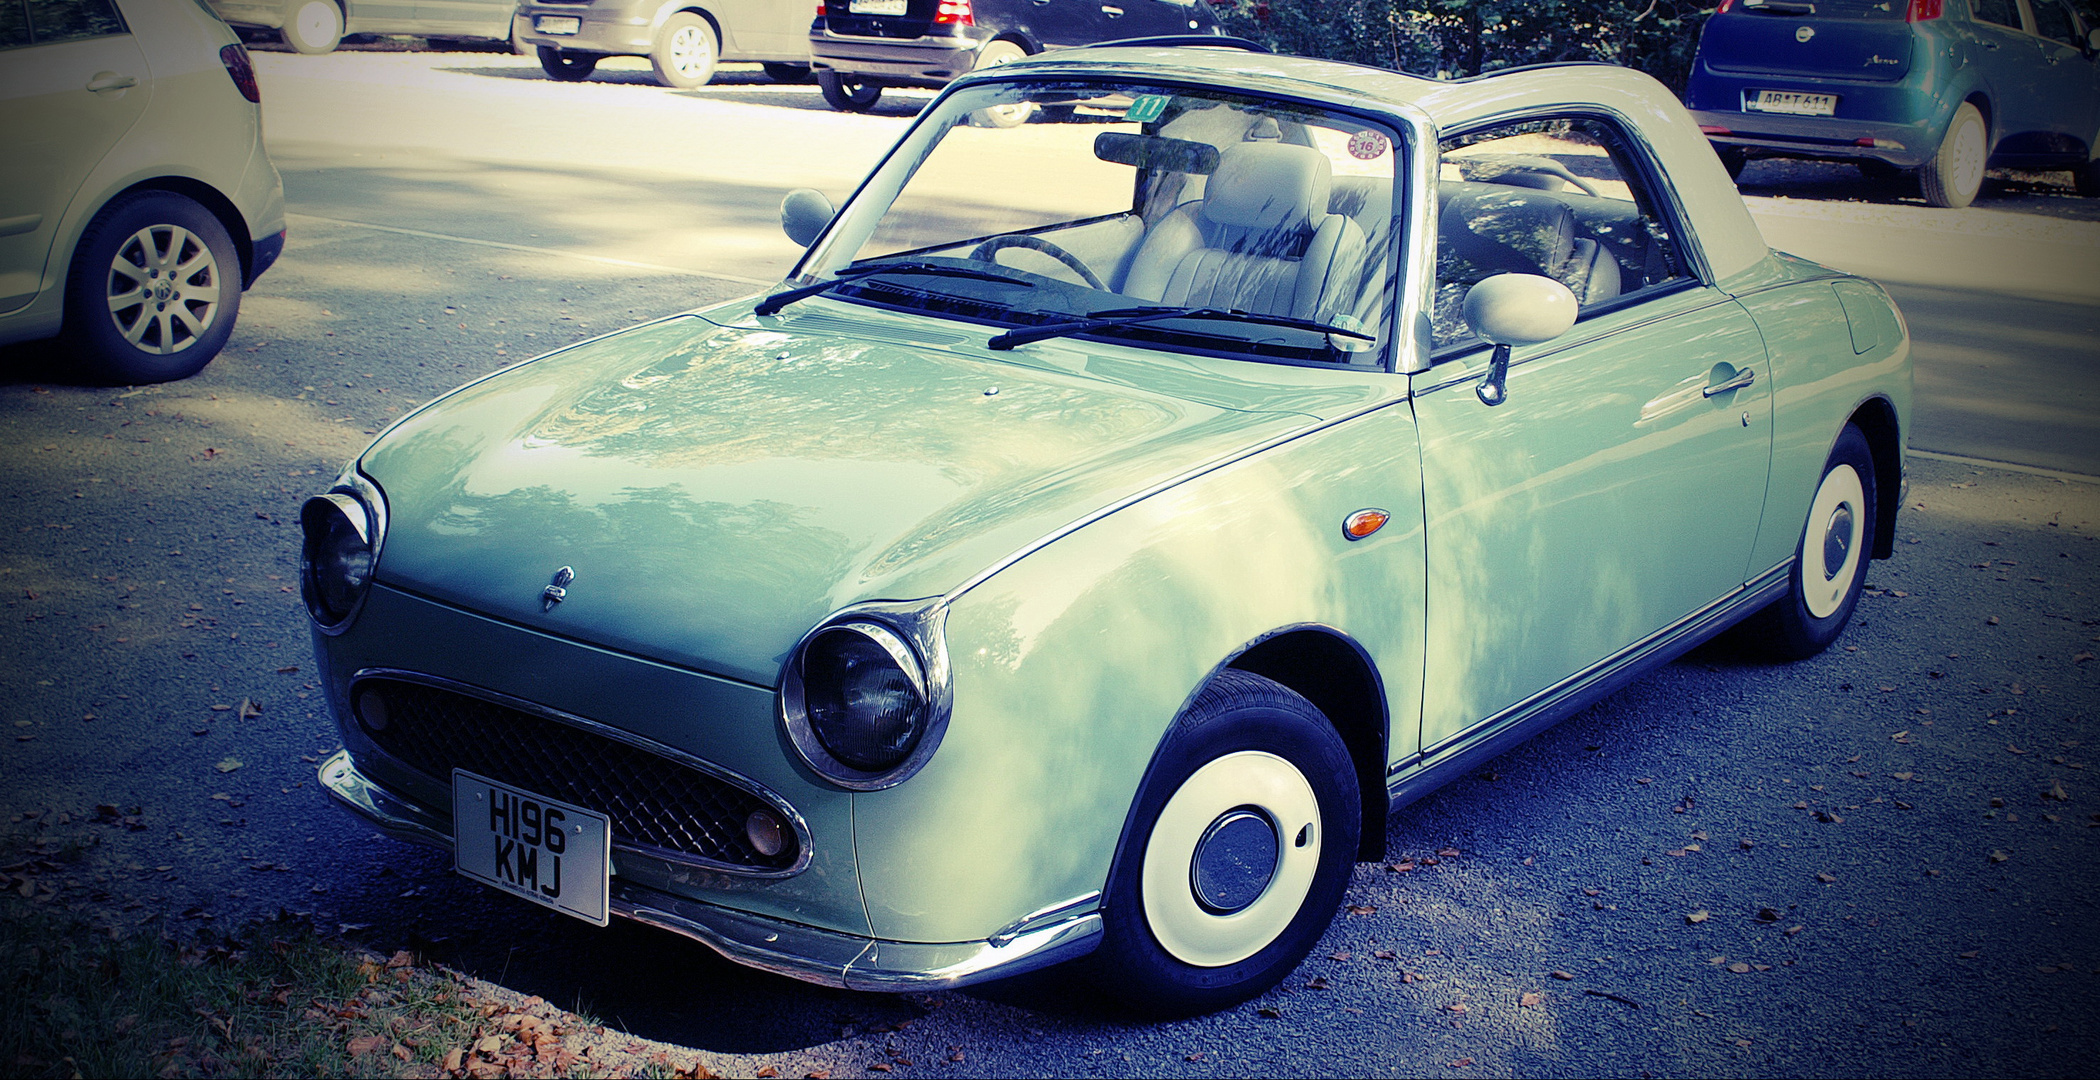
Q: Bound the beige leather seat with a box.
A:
[1121,142,1368,322]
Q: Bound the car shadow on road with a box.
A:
[1736,157,2100,223]
[435,63,936,117]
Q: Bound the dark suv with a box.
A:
[809,0,1222,114]
[1685,0,2100,207]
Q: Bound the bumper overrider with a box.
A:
[319,749,1101,991]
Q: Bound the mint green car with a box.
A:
[306,42,1911,1015]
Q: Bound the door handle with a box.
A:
[86,72,138,92]
[1702,367,1756,397]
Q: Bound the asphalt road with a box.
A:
[0,45,2095,1078]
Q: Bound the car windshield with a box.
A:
[799,79,1401,367]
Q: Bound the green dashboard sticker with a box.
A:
[1124,94,1170,124]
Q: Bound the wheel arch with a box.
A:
[989,31,1041,54]
[1221,626,1389,860]
[1845,396,1903,560]
[652,1,720,38]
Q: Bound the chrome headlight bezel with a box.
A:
[300,470,386,635]
[779,601,952,791]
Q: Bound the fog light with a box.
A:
[746,810,785,857]
[356,688,389,732]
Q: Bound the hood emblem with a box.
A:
[1796,25,1815,42]
[541,566,574,612]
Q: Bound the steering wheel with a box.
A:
[970,234,1106,291]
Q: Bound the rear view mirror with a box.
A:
[781,189,835,248]
[1462,273,1578,406]
[1093,132,1221,175]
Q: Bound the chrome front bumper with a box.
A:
[318,750,1102,992]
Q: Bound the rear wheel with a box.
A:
[537,45,598,82]
[967,40,1033,128]
[1084,670,1359,1017]
[1920,103,1987,209]
[281,0,343,55]
[1715,144,1747,180]
[817,70,880,112]
[1747,425,1877,660]
[650,12,717,89]
[62,192,241,385]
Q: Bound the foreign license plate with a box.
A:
[849,0,908,14]
[452,769,610,926]
[1748,90,1837,116]
[534,15,581,34]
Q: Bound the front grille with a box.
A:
[354,677,799,873]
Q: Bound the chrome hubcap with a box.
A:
[294,1,337,39]
[1190,808,1280,915]
[107,224,218,355]
[1822,504,1853,582]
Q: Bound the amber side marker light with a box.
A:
[1343,508,1389,541]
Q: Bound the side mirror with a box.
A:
[1461,273,1578,406]
[781,188,835,248]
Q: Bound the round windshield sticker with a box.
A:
[1348,129,1389,160]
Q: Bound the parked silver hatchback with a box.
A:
[0,0,288,384]
[515,0,815,87]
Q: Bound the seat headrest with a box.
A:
[1202,142,1331,232]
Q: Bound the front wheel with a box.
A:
[650,12,717,89]
[62,192,241,385]
[281,0,343,54]
[816,70,880,112]
[1083,670,1359,1017]
[1747,424,1877,660]
[1920,102,1987,209]
[537,45,598,82]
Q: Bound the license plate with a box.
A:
[1747,90,1837,116]
[849,0,908,14]
[452,769,610,926]
[534,15,581,34]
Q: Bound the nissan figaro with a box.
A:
[306,41,1911,1015]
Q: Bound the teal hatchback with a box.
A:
[1687,0,2100,207]
[305,44,1913,1016]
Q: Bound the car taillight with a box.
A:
[1906,0,1942,19]
[220,43,260,103]
[1714,0,1734,10]
[814,1,827,14]
[934,0,973,25]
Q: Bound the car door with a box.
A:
[410,0,512,37]
[2021,0,2100,157]
[1408,114,1774,754]
[0,0,150,314]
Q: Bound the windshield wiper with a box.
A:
[753,261,1032,317]
[986,305,1373,351]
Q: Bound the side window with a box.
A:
[25,0,127,45]
[1969,0,2020,28]
[0,1,31,49]
[1430,116,1689,351]
[2029,0,2079,44]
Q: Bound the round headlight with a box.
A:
[301,493,375,628]
[799,622,929,773]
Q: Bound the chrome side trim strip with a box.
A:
[345,669,815,878]
[1386,562,1792,804]
[319,749,1103,993]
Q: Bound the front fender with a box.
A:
[847,399,1426,944]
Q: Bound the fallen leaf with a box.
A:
[1519,992,1542,1007]
[1306,976,1331,989]
[443,1048,465,1071]
[1448,1059,1474,1069]
[758,1068,780,1078]
[1784,925,1803,936]
[1437,847,1460,858]
[1257,1006,1281,1019]
[1686,910,1710,924]
[1989,850,2010,863]
[214,758,242,773]
[1727,962,1752,974]
[1348,904,1377,915]
[1446,1003,1469,1014]
[1755,907,1781,922]
[1815,872,1838,883]
[347,1035,387,1057]
[2046,780,2069,801]
[238,698,262,719]
[1958,950,1980,959]
[1551,970,1575,981]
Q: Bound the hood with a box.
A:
[360,315,1314,686]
